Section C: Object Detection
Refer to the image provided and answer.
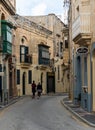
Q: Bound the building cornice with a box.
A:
[0,0,16,15]
[13,15,52,35]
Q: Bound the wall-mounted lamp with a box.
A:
[82,86,88,93]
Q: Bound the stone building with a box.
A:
[0,0,69,101]
[62,26,69,93]
[14,15,54,95]
[0,0,17,104]
[70,0,95,112]
[26,14,69,93]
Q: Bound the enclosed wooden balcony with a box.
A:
[1,20,13,54]
[72,15,92,46]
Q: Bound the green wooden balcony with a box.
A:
[1,20,13,54]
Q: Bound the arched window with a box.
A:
[21,36,27,45]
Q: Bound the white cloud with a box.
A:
[16,0,65,22]
[31,3,47,16]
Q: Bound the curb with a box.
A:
[0,96,24,111]
[5,97,24,107]
[60,100,95,127]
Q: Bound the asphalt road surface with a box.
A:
[0,95,94,130]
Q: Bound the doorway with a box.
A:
[76,56,82,94]
[0,76,2,102]
[47,72,55,93]
[92,49,95,111]
[9,71,13,98]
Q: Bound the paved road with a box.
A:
[0,95,94,130]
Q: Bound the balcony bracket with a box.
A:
[73,33,92,46]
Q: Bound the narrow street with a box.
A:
[0,95,94,130]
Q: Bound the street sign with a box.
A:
[76,47,88,54]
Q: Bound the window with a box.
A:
[65,40,68,48]
[25,47,29,62]
[42,51,50,59]
[21,46,25,54]
[20,46,25,62]
[58,66,60,80]
[0,64,2,72]
[2,31,6,41]
[20,45,32,63]
[60,42,63,53]
[0,76,2,91]
[17,69,20,84]
[1,20,12,54]
[38,45,50,65]
[7,26,12,43]
[28,70,32,84]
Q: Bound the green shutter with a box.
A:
[17,70,20,84]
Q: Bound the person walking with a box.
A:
[37,82,43,99]
[31,80,36,98]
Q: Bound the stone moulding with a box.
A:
[1,0,16,15]
[13,15,52,35]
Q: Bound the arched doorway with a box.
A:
[22,72,26,95]
[92,49,95,111]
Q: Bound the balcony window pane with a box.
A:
[21,47,25,54]
[58,65,60,80]
[42,51,49,59]
[7,31,12,43]
[21,55,25,62]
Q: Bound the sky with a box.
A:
[16,0,68,23]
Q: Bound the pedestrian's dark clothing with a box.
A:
[31,81,36,98]
[37,84,42,91]
[37,83,42,98]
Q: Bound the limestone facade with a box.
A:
[26,14,69,93]
[70,0,95,112]
[14,15,53,95]
[0,0,69,101]
[0,0,17,104]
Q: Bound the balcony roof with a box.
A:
[38,43,50,48]
[73,33,92,46]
